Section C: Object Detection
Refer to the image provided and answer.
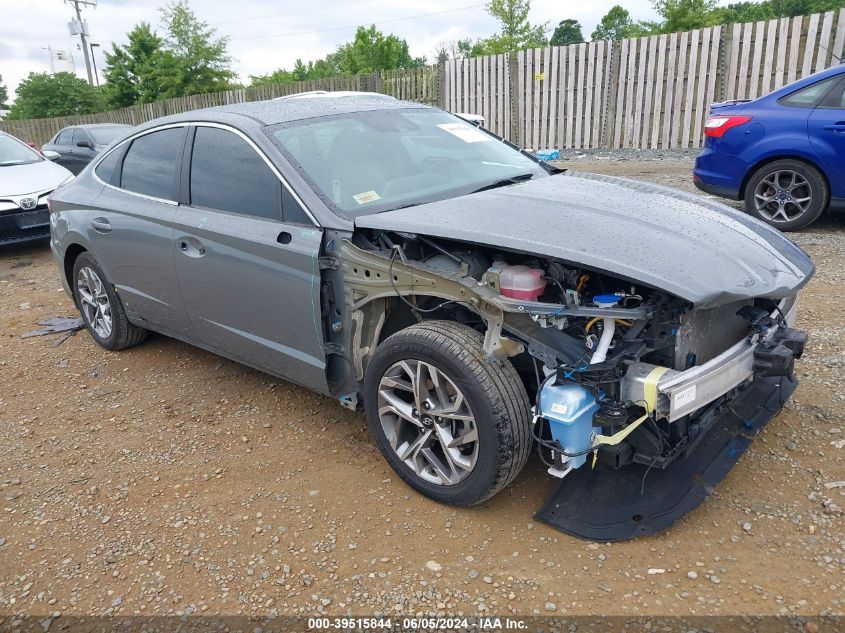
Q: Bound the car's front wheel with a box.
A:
[744,159,828,231]
[72,252,148,351]
[363,321,532,506]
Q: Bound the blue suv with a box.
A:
[694,64,845,231]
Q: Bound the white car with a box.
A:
[0,131,73,246]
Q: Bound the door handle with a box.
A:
[90,218,111,233]
[177,238,206,257]
[277,231,292,245]
[823,122,845,133]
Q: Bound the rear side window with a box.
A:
[121,127,186,201]
[56,129,73,145]
[95,149,123,185]
[779,76,840,108]
[189,126,281,220]
[819,79,845,109]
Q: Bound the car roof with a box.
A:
[63,123,133,130]
[135,94,434,131]
[762,63,845,100]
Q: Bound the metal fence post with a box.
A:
[601,41,622,149]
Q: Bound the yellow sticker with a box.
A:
[534,72,545,81]
[352,190,381,205]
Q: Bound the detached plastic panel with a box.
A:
[536,376,797,542]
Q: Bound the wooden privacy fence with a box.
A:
[2,8,844,149]
[0,68,438,146]
[448,7,845,149]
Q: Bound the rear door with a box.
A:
[808,76,845,195]
[88,125,193,335]
[172,123,327,389]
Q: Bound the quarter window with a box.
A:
[189,126,281,220]
[95,149,123,185]
[120,127,186,200]
[779,76,840,108]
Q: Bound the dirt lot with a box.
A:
[1,152,843,622]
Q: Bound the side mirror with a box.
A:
[42,150,60,161]
[76,140,93,149]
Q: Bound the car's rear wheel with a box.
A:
[72,252,148,351]
[363,321,532,506]
[744,159,828,231]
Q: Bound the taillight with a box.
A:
[704,115,752,138]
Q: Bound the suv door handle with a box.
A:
[91,218,111,233]
[823,122,845,133]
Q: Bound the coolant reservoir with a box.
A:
[495,263,546,301]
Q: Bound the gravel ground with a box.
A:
[0,152,843,623]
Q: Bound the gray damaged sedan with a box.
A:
[48,94,813,541]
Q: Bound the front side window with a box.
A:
[266,108,547,218]
[189,126,281,220]
[0,134,42,166]
[120,127,186,200]
[72,129,91,147]
[779,76,841,108]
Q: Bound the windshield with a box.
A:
[266,108,547,217]
[0,134,42,167]
[90,126,130,145]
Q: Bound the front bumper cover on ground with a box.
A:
[536,374,796,542]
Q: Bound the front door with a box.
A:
[808,76,845,195]
[172,124,327,390]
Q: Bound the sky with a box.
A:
[0,0,669,100]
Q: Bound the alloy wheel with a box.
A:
[77,266,113,339]
[377,360,479,486]
[753,170,812,223]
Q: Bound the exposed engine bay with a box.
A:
[327,228,807,496]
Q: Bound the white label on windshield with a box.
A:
[353,190,381,205]
[437,123,492,143]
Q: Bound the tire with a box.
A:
[72,252,148,351]
[363,320,532,506]
[743,159,828,231]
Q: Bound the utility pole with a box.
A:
[66,0,97,85]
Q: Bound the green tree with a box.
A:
[714,1,776,23]
[5,72,103,120]
[550,19,584,45]
[157,0,235,97]
[0,75,8,110]
[102,22,166,108]
[456,38,490,58]
[249,69,297,87]
[482,0,548,53]
[592,5,655,40]
[653,0,719,33]
[334,25,425,74]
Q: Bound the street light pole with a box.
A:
[90,42,100,86]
